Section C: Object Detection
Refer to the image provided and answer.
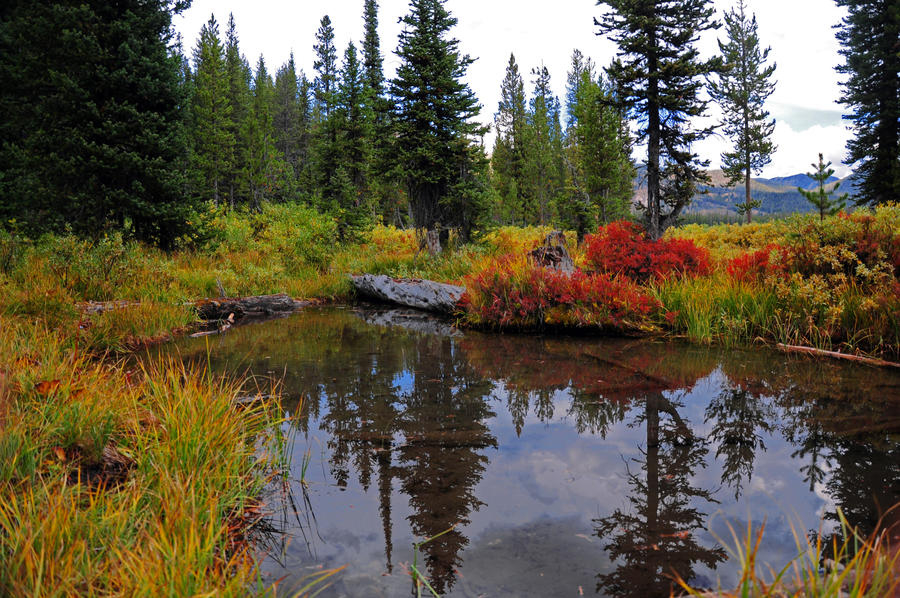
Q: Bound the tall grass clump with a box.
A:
[0,318,289,596]
[677,509,900,598]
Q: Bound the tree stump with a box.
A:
[528,231,575,273]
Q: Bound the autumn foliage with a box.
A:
[460,257,659,331]
[583,221,712,281]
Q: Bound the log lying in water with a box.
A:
[195,294,310,321]
[777,343,900,368]
[351,274,465,314]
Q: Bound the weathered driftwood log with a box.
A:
[195,294,309,321]
[528,230,575,273]
[777,343,900,368]
[351,274,465,314]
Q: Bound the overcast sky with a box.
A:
[175,0,852,178]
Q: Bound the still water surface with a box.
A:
[170,306,900,597]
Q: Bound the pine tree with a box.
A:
[835,0,900,206]
[361,0,402,224]
[564,60,635,237]
[708,0,777,224]
[596,0,719,239]
[272,54,303,199]
[191,15,234,206]
[523,65,564,225]
[223,13,252,209]
[390,0,489,250]
[362,0,385,95]
[311,16,344,213]
[491,53,529,224]
[313,15,338,120]
[335,41,372,238]
[565,50,595,129]
[799,153,848,221]
[0,0,199,247]
[247,56,278,208]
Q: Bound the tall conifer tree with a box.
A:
[332,42,372,238]
[362,0,385,95]
[491,53,529,224]
[835,0,900,206]
[223,13,252,208]
[0,0,196,247]
[596,0,718,239]
[564,55,634,236]
[524,65,564,225]
[272,54,302,199]
[313,15,338,120]
[311,16,343,213]
[247,56,277,208]
[191,15,233,206]
[390,0,488,249]
[361,0,401,224]
[708,0,776,224]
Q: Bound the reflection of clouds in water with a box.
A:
[172,308,899,596]
[749,475,786,494]
[457,516,613,598]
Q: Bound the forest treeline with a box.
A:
[0,0,897,248]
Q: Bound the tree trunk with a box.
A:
[745,166,752,224]
[647,36,661,240]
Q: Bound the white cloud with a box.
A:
[175,0,852,177]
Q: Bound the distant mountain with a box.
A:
[632,168,859,216]
[758,173,840,190]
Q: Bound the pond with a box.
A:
[167,306,900,597]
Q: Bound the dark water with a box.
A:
[169,306,900,597]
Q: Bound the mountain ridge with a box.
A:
[632,168,858,216]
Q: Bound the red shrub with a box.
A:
[726,244,783,283]
[583,221,711,282]
[461,258,660,331]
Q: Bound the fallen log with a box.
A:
[195,294,310,321]
[776,343,900,368]
[351,274,465,314]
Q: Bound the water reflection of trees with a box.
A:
[177,308,900,594]
[704,383,775,499]
[594,392,726,597]
[779,385,900,539]
[395,334,496,594]
[296,313,497,594]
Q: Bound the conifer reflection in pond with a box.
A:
[171,307,900,597]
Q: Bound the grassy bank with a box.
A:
[1,204,897,595]
[0,205,553,595]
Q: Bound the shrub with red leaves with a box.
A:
[583,221,711,282]
[726,244,784,283]
[460,258,660,331]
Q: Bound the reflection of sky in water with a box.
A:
[167,307,900,598]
